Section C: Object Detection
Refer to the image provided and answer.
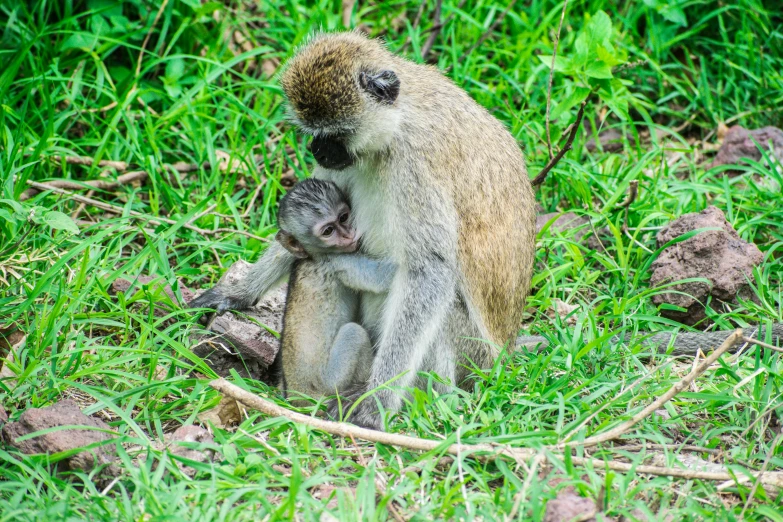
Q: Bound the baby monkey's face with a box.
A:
[309,201,359,254]
[277,178,359,259]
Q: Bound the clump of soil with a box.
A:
[544,489,598,522]
[1,400,118,475]
[706,125,783,174]
[161,425,215,477]
[650,206,763,325]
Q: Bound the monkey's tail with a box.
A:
[514,323,783,356]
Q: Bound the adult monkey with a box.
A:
[192,32,537,429]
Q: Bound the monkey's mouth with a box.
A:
[308,135,354,170]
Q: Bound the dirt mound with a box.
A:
[707,125,783,174]
[650,206,763,325]
[1,400,118,474]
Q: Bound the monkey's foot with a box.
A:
[188,287,253,314]
[327,388,383,431]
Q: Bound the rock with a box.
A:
[1,400,118,474]
[586,128,626,153]
[0,404,7,426]
[189,261,285,383]
[706,125,783,174]
[536,212,604,251]
[109,264,285,384]
[544,490,598,522]
[650,206,764,325]
[165,425,215,477]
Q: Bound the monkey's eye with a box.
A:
[321,226,334,237]
[339,212,349,224]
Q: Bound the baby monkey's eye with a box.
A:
[339,212,349,223]
[322,226,335,237]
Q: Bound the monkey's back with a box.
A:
[394,61,537,348]
[278,260,360,403]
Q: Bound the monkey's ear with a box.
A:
[359,70,400,105]
[276,230,309,259]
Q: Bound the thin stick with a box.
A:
[22,153,271,200]
[341,0,355,28]
[60,155,129,171]
[20,171,149,201]
[740,433,782,518]
[545,0,569,160]
[618,180,639,233]
[531,99,587,187]
[209,378,783,488]
[421,0,444,59]
[742,335,783,354]
[26,181,268,242]
[558,330,743,450]
[136,0,170,77]
[608,443,721,456]
[457,0,518,63]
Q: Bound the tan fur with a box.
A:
[283,33,535,346]
[279,32,536,426]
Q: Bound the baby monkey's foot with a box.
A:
[327,386,383,431]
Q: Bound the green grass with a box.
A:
[1,0,782,520]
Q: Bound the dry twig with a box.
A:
[25,181,268,242]
[21,153,270,200]
[136,0,170,77]
[341,0,356,28]
[421,0,444,59]
[209,374,783,488]
[457,0,518,64]
[557,330,743,450]
[545,0,569,160]
[21,171,149,201]
[531,99,587,187]
[742,335,783,354]
[618,180,639,232]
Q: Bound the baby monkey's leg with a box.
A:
[322,322,373,392]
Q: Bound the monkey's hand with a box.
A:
[326,385,383,431]
[188,287,255,314]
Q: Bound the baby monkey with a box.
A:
[271,178,395,403]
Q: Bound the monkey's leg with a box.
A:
[335,264,457,430]
[322,323,373,392]
[190,241,295,312]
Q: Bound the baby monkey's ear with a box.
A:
[359,70,400,105]
[276,230,309,259]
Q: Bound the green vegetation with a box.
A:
[1,0,782,520]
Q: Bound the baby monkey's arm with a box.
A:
[324,254,397,294]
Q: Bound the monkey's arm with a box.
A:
[189,241,295,312]
[337,193,459,429]
[515,323,783,356]
[324,254,397,294]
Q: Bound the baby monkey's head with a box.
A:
[277,178,359,259]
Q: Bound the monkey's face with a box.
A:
[311,203,359,254]
[281,33,402,170]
